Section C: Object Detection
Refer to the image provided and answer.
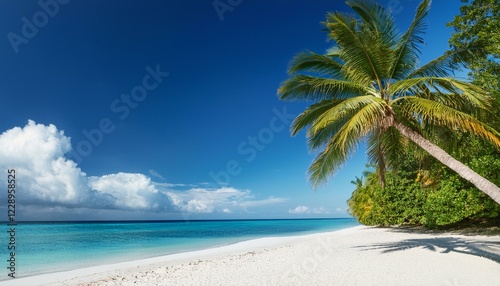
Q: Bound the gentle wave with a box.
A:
[2,218,358,279]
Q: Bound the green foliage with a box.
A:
[348,172,377,223]
[448,0,500,92]
[471,155,500,183]
[363,172,426,226]
[283,0,500,228]
[348,169,425,226]
[345,0,500,229]
[278,0,500,191]
[448,0,500,130]
[348,136,500,228]
[423,175,500,227]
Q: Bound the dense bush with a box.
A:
[423,175,500,227]
[347,147,500,228]
[360,172,426,226]
[348,153,422,226]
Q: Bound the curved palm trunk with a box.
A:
[393,120,500,205]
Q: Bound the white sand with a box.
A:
[3,225,500,286]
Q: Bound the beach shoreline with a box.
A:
[3,225,500,285]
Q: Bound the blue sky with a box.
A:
[0,0,464,221]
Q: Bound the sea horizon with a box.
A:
[2,218,358,280]
[3,217,353,223]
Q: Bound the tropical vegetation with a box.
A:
[278,0,500,227]
[348,136,500,227]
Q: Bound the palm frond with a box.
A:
[367,127,407,171]
[389,77,492,109]
[366,129,387,186]
[288,51,344,78]
[324,12,382,86]
[310,95,386,135]
[307,118,349,151]
[290,99,351,151]
[278,75,372,101]
[334,100,388,150]
[308,100,387,187]
[400,97,500,147]
[346,0,399,46]
[308,137,354,188]
[389,0,430,80]
[290,99,343,136]
[347,0,399,82]
[406,43,488,78]
[303,96,386,151]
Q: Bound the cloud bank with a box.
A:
[0,120,287,218]
[288,205,330,214]
[164,188,288,213]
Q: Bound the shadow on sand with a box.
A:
[355,229,500,264]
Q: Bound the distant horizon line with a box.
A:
[3,217,355,224]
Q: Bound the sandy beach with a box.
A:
[4,225,500,286]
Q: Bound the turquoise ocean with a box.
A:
[1,218,358,280]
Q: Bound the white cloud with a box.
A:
[165,187,248,213]
[0,121,288,217]
[239,196,288,208]
[0,120,92,206]
[153,182,194,188]
[289,205,309,214]
[289,205,330,214]
[310,207,330,214]
[0,121,174,211]
[164,188,288,214]
[149,169,165,181]
[89,173,171,210]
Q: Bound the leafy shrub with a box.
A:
[348,167,500,228]
[423,175,500,227]
[353,171,426,226]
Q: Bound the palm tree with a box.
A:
[278,0,500,204]
[348,168,377,223]
[350,176,364,188]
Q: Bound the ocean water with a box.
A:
[1,218,358,280]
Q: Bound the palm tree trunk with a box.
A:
[393,120,500,205]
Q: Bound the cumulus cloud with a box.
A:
[0,120,173,211]
[289,205,330,214]
[89,173,171,211]
[289,205,309,214]
[310,207,330,214]
[240,196,288,208]
[0,120,92,206]
[0,121,288,217]
[164,187,287,213]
